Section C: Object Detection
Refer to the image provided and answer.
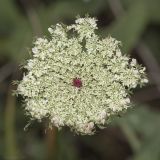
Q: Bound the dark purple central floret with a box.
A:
[73,78,82,88]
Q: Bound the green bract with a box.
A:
[17,17,148,135]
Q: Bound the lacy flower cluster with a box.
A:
[17,17,148,135]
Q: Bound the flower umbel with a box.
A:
[17,17,148,135]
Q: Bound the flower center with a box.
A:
[73,78,82,88]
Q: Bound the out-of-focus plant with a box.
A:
[118,107,160,160]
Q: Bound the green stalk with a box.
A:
[4,85,20,160]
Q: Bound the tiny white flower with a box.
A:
[143,78,149,83]
[32,47,38,54]
[116,51,122,57]
[48,27,54,34]
[125,98,130,103]
[131,59,137,66]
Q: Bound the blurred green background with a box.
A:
[0,0,160,159]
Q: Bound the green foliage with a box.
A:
[118,107,160,160]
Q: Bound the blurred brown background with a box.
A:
[0,0,160,160]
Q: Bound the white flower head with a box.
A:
[17,16,148,135]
